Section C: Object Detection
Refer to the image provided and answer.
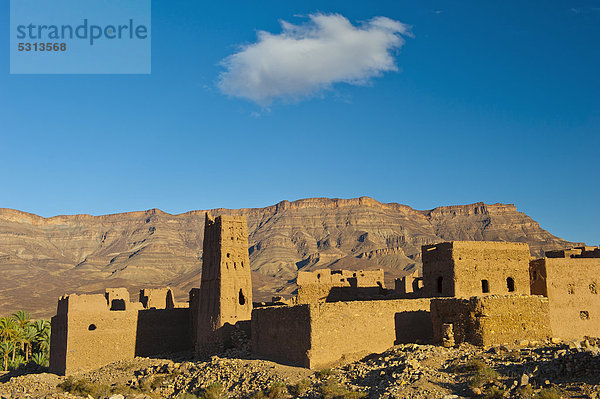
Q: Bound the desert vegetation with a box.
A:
[0,310,50,371]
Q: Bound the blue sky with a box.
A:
[0,1,598,245]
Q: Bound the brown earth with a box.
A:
[2,340,600,398]
[0,197,581,317]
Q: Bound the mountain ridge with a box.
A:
[0,197,582,317]
[0,197,519,220]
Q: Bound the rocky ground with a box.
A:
[2,338,600,398]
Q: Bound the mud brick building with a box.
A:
[49,288,190,375]
[295,268,385,304]
[530,246,600,340]
[49,213,600,374]
[422,241,530,297]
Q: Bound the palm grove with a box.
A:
[0,311,50,371]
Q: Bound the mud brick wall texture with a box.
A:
[197,214,253,352]
[296,269,384,304]
[50,291,192,375]
[422,241,530,298]
[49,294,139,375]
[430,295,551,346]
[530,257,600,340]
[252,299,432,369]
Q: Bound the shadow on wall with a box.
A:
[196,320,251,357]
[325,286,390,302]
[134,308,192,357]
[394,311,433,345]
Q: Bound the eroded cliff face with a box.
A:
[0,198,579,316]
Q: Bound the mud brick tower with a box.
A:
[196,213,252,353]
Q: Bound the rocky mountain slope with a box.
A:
[0,197,580,317]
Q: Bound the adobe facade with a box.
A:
[49,288,191,375]
[252,299,433,369]
[295,268,385,304]
[430,295,551,347]
[530,246,600,340]
[422,241,530,297]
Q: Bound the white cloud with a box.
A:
[218,14,411,106]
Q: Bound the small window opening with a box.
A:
[437,276,443,294]
[580,311,590,320]
[481,279,490,293]
[227,253,230,258]
[234,262,237,269]
[590,282,597,295]
[88,324,97,331]
[241,261,244,267]
[239,289,246,305]
[568,284,575,295]
[507,277,515,292]
[317,273,321,280]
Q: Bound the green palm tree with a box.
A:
[33,319,49,332]
[11,310,30,330]
[22,326,37,362]
[0,341,14,371]
[0,317,19,362]
[33,320,51,355]
[10,354,24,370]
[12,310,31,362]
[12,327,26,363]
[0,316,17,341]
[31,352,48,367]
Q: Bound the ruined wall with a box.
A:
[545,246,600,259]
[49,293,138,375]
[252,299,432,369]
[431,295,550,346]
[251,305,312,368]
[49,288,193,375]
[422,241,530,298]
[140,288,175,309]
[309,299,432,369]
[297,269,384,286]
[394,270,423,296]
[295,269,385,304]
[105,288,130,311]
[530,257,600,340]
[197,213,253,352]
